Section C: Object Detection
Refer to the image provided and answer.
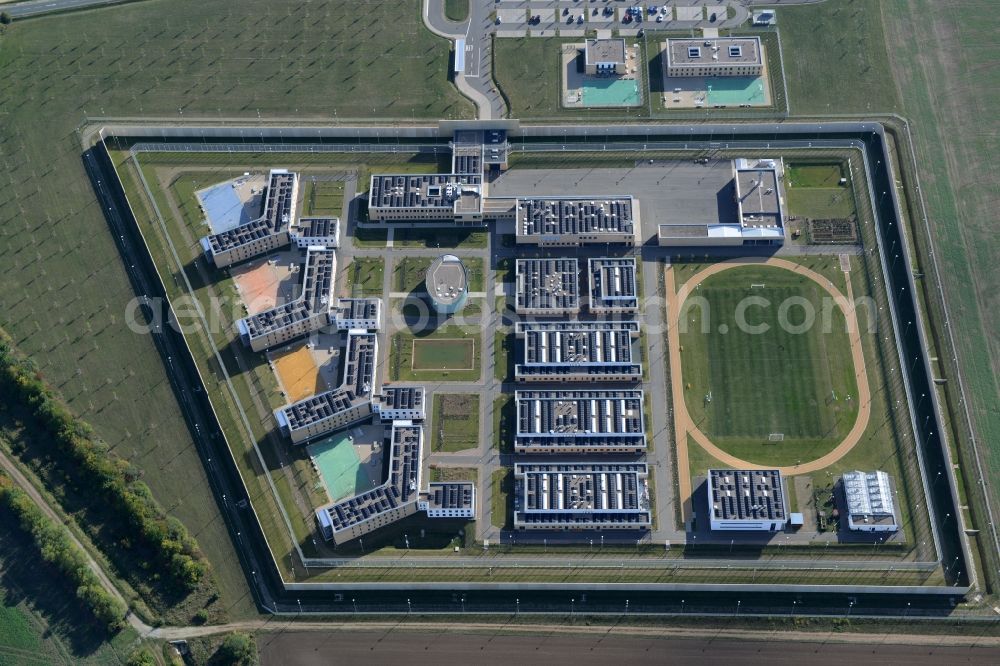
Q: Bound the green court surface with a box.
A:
[308,434,375,502]
[582,78,642,107]
[412,338,475,370]
[706,76,766,105]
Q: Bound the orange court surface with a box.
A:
[270,343,327,403]
[232,253,297,315]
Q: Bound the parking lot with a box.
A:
[495,0,747,37]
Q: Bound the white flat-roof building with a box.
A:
[708,469,787,531]
[584,38,627,75]
[664,37,764,78]
[658,158,786,247]
[843,470,899,533]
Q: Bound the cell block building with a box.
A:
[708,469,787,531]
[374,386,426,422]
[515,321,642,383]
[515,258,580,316]
[275,331,378,444]
[514,197,638,247]
[201,169,298,269]
[513,463,651,530]
[588,257,639,314]
[515,390,646,454]
[236,247,336,352]
[367,173,484,225]
[315,423,476,544]
[842,470,899,533]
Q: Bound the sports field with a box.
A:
[390,326,480,381]
[413,338,476,371]
[271,344,323,403]
[679,265,859,456]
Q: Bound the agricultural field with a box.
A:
[778,0,900,114]
[431,394,480,452]
[884,0,1000,530]
[679,264,859,463]
[0,0,470,622]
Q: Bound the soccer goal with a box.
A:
[751,283,766,289]
[768,433,785,442]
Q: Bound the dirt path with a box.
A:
[665,257,872,518]
[0,450,153,635]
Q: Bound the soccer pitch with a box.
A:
[679,265,859,453]
[412,338,476,371]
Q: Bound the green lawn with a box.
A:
[344,258,385,297]
[393,228,488,249]
[393,257,433,293]
[413,338,475,370]
[490,469,512,529]
[444,0,469,22]
[679,265,859,465]
[778,0,900,114]
[787,164,844,188]
[390,326,480,381]
[494,330,512,382]
[303,180,345,216]
[786,188,856,220]
[884,0,1000,555]
[463,257,485,292]
[432,394,480,452]
[493,394,513,453]
[430,466,477,483]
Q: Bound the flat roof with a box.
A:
[204,170,296,255]
[515,258,580,313]
[368,173,482,210]
[843,470,896,522]
[423,482,475,511]
[734,159,783,229]
[514,463,651,528]
[658,223,710,238]
[666,37,763,68]
[318,422,422,536]
[427,254,468,306]
[335,298,380,323]
[278,331,377,433]
[377,386,425,413]
[240,247,335,341]
[515,197,634,238]
[709,469,786,523]
[517,321,640,379]
[515,390,646,450]
[588,257,638,311]
[585,38,626,66]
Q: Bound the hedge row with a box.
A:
[0,473,128,632]
[0,329,207,592]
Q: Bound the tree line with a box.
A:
[0,472,128,632]
[0,328,209,594]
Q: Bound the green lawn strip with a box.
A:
[787,164,844,188]
[344,257,385,297]
[463,256,485,292]
[303,180,345,216]
[493,394,513,453]
[490,469,512,529]
[430,466,478,483]
[393,228,489,249]
[117,157,315,576]
[432,393,480,452]
[494,330,512,382]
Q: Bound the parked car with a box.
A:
[710,12,717,22]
